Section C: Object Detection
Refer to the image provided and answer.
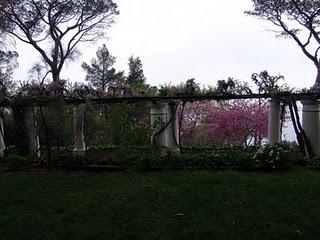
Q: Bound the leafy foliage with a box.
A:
[216,77,236,94]
[245,143,297,170]
[82,44,124,93]
[158,79,201,96]
[85,142,300,171]
[251,70,290,93]
[126,56,146,89]
[2,130,303,172]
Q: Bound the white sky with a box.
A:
[14,0,316,90]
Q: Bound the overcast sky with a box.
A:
[14,0,317,90]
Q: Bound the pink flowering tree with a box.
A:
[206,100,268,145]
[180,101,217,140]
[180,100,268,145]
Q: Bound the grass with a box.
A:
[1,169,320,239]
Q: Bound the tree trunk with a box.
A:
[51,69,65,95]
[310,66,320,92]
[52,73,59,82]
[316,66,320,85]
[51,69,60,82]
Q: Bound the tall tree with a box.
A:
[82,44,124,92]
[126,56,146,88]
[0,0,119,83]
[246,0,320,89]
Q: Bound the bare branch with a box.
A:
[315,46,320,62]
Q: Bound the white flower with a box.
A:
[269,150,274,157]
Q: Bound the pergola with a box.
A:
[1,92,320,159]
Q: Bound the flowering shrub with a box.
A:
[249,144,295,170]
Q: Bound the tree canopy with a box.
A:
[0,0,119,83]
[246,0,320,88]
[126,56,146,88]
[82,44,124,93]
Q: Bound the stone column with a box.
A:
[73,104,86,156]
[166,102,180,153]
[150,101,180,154]
[0,114,5,158]
[24,107,40,156]
[268,99,281,144]
[302,100,320,157]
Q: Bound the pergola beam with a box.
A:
[4,92,320,108]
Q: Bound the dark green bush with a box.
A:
[61,155,87,169]
[245,144,297,171]
[306,157,320,170]
[0,142,303,172]
[86,142,300,171]
[4,153,39,170]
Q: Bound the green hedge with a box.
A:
[2,143,304,172]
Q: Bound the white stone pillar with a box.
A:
[150,102,167,147]
[302,100,320,157]
[24,107,40,156]
[0,114,5,158]
[150,101,180,154]
[268,99,281,144]
[73,104,86,156]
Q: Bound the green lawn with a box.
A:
[1,169,320,240]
